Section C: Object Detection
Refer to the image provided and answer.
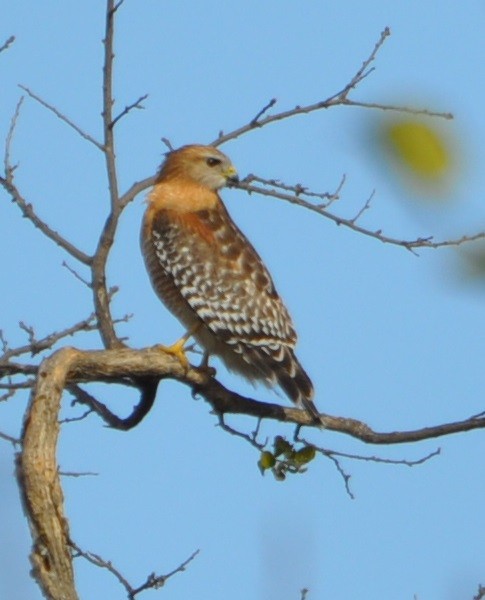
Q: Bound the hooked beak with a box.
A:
[223,165,239,186]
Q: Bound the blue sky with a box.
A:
[1,2,484,599]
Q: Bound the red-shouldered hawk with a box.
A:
[141,144,320,422]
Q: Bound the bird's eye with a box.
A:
[206,157,221,167]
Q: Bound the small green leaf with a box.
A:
[258,451,276,474]
[294,446,316,465]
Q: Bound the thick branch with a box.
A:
[16,343,484,597]
[25,346,485,443]
[17,348,79,600]
[192,375,485,443]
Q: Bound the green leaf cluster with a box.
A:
[258,436,316,481]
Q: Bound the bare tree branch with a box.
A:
[119,175,156,209]
[16,350,78,600]
[71,541,199,599]
[90,0,126,349]
[212,29,452,147]
[1,99,94,264]
[19,85,104,150]
[250,97,277,125]
[0,362,38,378]
[0,176,93,263]
[102,0,120,212]
[3,95,23,176]
[0,314,98,363]
[62,261,92,287]
[244,173,346,206]
[236,179,485,252]
[110,93,149,129]
[0,430,20,447]
[1,379,34,392]
[20,345,485,443]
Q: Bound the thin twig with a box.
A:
[250,98,277,125]
[245,173,344,204]
[0,430,21,447]
[0,362,38,378]
[350,190,375,224]
[71,543,132,593]
[340,97,453,118]
[297,431,440,497]
[19,85,104,150]
[0,380,34,391]
[60,470,98,478]
[217,414,266,450]
[0,314,98,362]
[62,261,92,288]
[71,540,199,599]
[131,549,200,598]
[0,35,15,54]
[60,407,95,424]
[332,27,391,96]
[325,453,355,499]
[110,93,148,129]
[324,447,441,467]
[4,96,23,176]
[0,174,93,264]
[161,137,174,152]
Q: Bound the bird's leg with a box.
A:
[198,350,217,377]
[200,350,210,369]
[155,324,201,370]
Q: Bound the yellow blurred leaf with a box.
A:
[383,119,451,180]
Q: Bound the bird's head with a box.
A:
[158,145,239,190]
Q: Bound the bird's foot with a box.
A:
[154,335,191,371]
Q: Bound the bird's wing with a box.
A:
[147,200,297,349]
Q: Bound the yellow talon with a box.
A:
[155,326,201,370]
[156,334,191,370]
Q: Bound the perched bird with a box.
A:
[141,144,320,422]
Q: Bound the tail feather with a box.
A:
[236,343,322,425]
[275,350,322,425]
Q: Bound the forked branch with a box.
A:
[213,28,452,147]
[16,344,485,597]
